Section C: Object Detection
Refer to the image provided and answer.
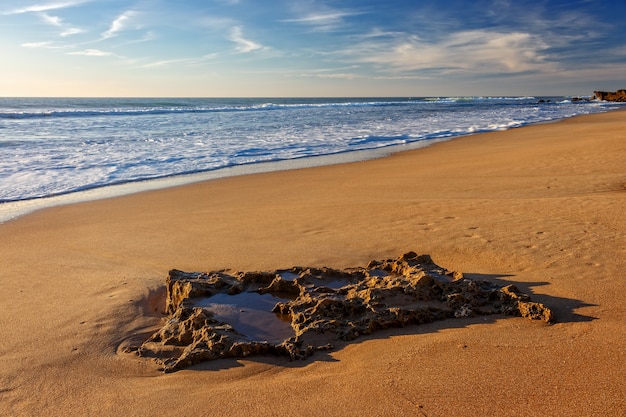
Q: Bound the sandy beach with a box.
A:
[0,110,624,416]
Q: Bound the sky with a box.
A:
[1,0,625,97]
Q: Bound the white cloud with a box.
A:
[286,11,355,25]
[284,4,362,32]
[21,41,72,49]
[60,27,84,37]
[353,30,555,75]
[229,26,263,53]
[101,10,137,39]
[143,58,193,68]
[39,12,62,26]
[143,53,217,68]
[358,28,404,40]
[36,11,83,36]
[3,0,91,15]
[21,41,54,48]
[68,49,113,56]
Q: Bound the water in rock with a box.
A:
[193,292,294,343]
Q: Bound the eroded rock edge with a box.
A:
[133,252,554,372]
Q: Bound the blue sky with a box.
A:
[1,0,625,97]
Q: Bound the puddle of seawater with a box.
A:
[277,271,300,281]
[193,292,294,343]
[321,279,349,289]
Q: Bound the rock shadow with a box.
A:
[464,273,596,323]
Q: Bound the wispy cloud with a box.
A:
[22,41,55,48]
[68,48,113,57]
[21,41,48,48]
[37,11,84,36]
[351,30,555,76]
[21,40,74,49]
[229,26,263,53]
[285,11,356,25]
[101,10,137,39]
[284,3,363,32]
[3,0,91,15]
[60,27,83,37]
[142,53,218,68]
[357,28,405,40]
[39,12,61,26]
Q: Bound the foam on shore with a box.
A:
[0,137,446,223]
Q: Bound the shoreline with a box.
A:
[0,136,445,224]
[1,106,623,224]
[1,109,624,416]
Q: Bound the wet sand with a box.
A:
[0,110,624,416]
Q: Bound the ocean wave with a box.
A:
[0,101,412,119]
[1,96,617,204]
[0,97,545,120]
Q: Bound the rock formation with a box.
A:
[594,90,626,102]
[133,252,554,372]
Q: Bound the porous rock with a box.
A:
[136,252,554,372]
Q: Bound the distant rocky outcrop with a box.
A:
[594,90,626,102]
[131,252,554,372]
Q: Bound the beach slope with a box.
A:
[0,110,624,416]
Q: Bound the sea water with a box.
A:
[0,96,620,222]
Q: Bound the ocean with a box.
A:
[0,96,620,222]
